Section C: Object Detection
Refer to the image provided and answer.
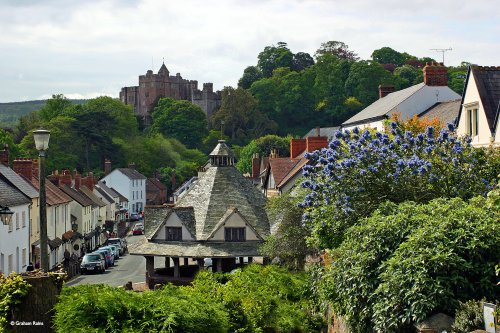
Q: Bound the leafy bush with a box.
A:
[54,265,323,333]
[320,197,500,333]
[451,299,485,333]
[54,284,229,333]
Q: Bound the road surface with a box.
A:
[65,233,156,287]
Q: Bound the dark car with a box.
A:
[80,253,105,274]
[129,213,140,222]
[95,249,114,267]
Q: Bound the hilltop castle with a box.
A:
[119,63,221,124]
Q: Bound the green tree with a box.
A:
[371,46,406,66]
[447,62,469,94]
[292,52,315,71]
[393,64,422,88]
[211,87,277,144]
[260,192,311,270]
[236,134,291,174]
[151,98,208,149]
[344,60,392,106]
[238,66,263,89]
[314,40,359,61]
[38,94,73,123]
[257,42,294,77]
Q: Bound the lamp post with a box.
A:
[0,205,14,225]
[33,129,50,272]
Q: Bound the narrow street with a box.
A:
[65,233,154,288]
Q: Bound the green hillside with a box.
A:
[0,99,86,128]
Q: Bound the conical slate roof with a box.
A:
[176,163,270,240]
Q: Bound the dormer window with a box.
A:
[225,227,245,242]
[166,227,182,241]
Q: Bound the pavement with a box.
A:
[65,233,159,288]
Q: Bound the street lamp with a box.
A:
[0,205,14,225]
[33,129,50,272]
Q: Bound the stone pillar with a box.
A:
[165,257,170,268]
[145,256,154,277]
[184,258,189,266]
[172,257,180,278]
[248,257,253,263]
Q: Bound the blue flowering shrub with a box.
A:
[300,124,498,248]
[320,197,500,333]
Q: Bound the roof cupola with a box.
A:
[209,140,235,167]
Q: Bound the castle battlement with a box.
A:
[120,63,220,124]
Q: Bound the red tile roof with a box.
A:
[30,177,72,206]
[269,158,302,186]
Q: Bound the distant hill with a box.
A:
[0,99,87,128]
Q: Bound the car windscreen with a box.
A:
[83,255,101,262]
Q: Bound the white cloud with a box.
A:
[0,0,498,101]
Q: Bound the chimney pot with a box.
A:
[379,85,395,99]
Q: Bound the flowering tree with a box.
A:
[300,123,497,249]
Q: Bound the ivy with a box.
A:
[0,273,31,331]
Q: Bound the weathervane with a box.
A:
[430,47,452,64]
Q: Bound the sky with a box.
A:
[0,0,498,102]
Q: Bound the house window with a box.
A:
[16,213,19,229]
[466,108,479,136]
[225,227,246,242]
[166,227,182,241]
[22,248,26,267]
[22,211,26,228]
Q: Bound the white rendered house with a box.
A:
[100,167,147,214]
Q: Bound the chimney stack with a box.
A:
[74,170,81,190]
[0,144,9,166]
[379,85,395,99]
[81,172,95,190]
[251,153,260,179]
[423,61,448,86]
[104,159,112,175]
[290,139,306,159]
[47,170,60,186]
[306,136,328,153]
[128,162,136,170]
[13,158,33,181]
[59,170,72,187]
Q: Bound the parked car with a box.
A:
[95,249,114,267]
[129,213,140,222]
[100,245,119,260]
[80,253,105,274]
[106,238,127,255]
[132,223,144,235]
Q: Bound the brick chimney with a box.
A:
[306,136,328,153]
[81,172,95,190]
[251,153,260,178]
[13,158,33,180]
[0,144,9,166]
[290,139,306,159]
[74,170,81,190]
[104,159,112,175]
[59,170,72,187]
[379,85,395,98]
[423,61,448,86]
[47,170,60,186]
[32,159,39,179]
[128,162,136,170]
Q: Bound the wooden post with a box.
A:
[239,257,244,264]
[165,257,170,268]
[197,258,204,269]
[248,257,253,263]
[184,258,189,266]
[145,256,154,277]
[216,258,222,272]
[172,257,180,278]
